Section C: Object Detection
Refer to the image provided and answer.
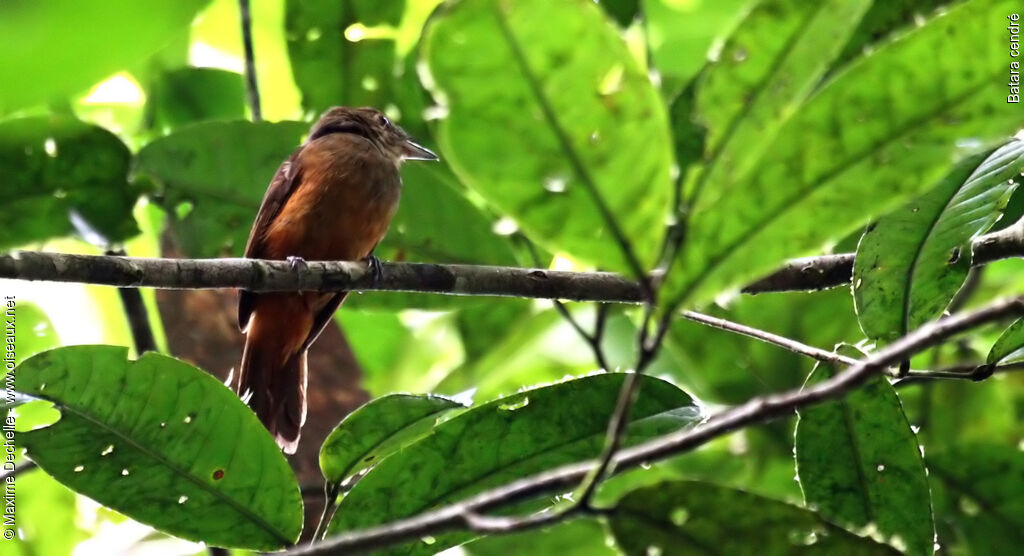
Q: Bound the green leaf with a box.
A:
[9,302,60,367]
[854,141,1024,341]
[424,0,674,274]
[688,0,872,204]
[285,0,405,116]
[928,444,1024,554]
[147,67,246,129]
[0,0,209,112]
[14,345,302,550]
[0,115,139,249]
[987,316,1024,364]
[328,373,701,554]
[832,0,950,70]
[597,0,638,26]
[320,393,463,485]
[608,480,898,555]
[795,347,933,556]
[665,0,1023,309]
[135,120,308,257]
[348,163,521,310]
[643,0,750,96]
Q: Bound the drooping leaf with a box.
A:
[854,141,1024,341]
[328,373,701,554]
[608,481,898,555]
[147,67,246,129]
[0,0,209,112]
[987,316,1024,364]
[928,444,1024,554]
[795,347,934,556]
[424,0,674,274]
[0,116,139,250]
[14,345,302,550]
[688,0,872,205]
[665,0,1023,309]
[643,0,750,96]
[320,393,463,485]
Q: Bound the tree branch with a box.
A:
[0,251,644,303]
[283,296,1024,554]
[743,218,1024,294]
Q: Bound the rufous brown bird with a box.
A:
[234,107,437,453]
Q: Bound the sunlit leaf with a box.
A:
[0,0,209,112]
[328,373,701,554]
[424,0,674,274]
[854,140,1024,341]
[665,0,1023,309]
[987,316,1024,365]
[15,345,302,550]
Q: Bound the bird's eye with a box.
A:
[378,114,391,128]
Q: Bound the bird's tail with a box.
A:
[235,311,308,454]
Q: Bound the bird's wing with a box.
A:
[238,147,304,331]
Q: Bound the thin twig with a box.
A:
[0,461,37,481]
[284,297,1024,555]
[681,310,859,366]
[238,0,262,121]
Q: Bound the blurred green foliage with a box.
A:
[3,0,1024,554]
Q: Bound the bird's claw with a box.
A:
[363,254,383,282]
[286,256,308,271]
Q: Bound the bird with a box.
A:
[234,106,437,453]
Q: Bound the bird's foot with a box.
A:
[362,254,383,282]
[286,256,308,271]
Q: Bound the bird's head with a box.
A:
[307,106,438,165]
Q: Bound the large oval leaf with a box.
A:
[0,1,208,112]
[328,373,701,554]
[608,481,898,555]
[135,120,308,257]
[424,0,674,273]
[320,393,463,485]
[854,140,1024,341]
[14,345,302,550]
[0,116,139,250]
[689,0,872,205]
[665,0,1023,309]
[795,348,933,555]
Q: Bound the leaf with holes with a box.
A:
[14,345,302,550]
[987,317,1024,365]
[795,347,933,555]
[0,115,139,250]
[608,481,898,555]
[686,0,872,205]
[854,140,1024,341]
[320,394,464,485]
[664,0,1023,310]
[424,0,674,275]
[328,373,701,555]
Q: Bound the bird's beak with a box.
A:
[402,140,439,161]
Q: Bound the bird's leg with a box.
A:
[286,255,308,271]
[362,253,383,282]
